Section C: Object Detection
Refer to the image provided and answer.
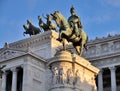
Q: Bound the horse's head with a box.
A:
[51,11,69,29]
[51,11,62,27]
[38,16,41,21]
[38,16,44,27]
[23,25,29,36]
[27,19,33,25]
[23,24,29,30]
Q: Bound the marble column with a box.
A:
[109,66,116,91]
[22,64,26,91]
[1,71,7,91]
[98,69,103,91]
[11,68,18,91]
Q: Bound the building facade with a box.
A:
[0,30,120,91]
[83,35,120,91]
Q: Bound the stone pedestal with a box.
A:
[48,51,99,91]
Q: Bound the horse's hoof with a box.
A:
[57,38,62,42]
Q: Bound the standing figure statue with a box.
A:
[52,67,59,84]
[68,6,83,37]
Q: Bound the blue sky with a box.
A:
[0,0,120,48]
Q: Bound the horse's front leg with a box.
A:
[62,38,66,50]
[59,31,62,40]
[57,31,63,42]
[74,45,81,55]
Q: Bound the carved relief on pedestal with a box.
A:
[51,67,59,84]
[51,66,68,85]
[48,50,99,91]
[50,65,82,86]
[59,68,67,84]
[67,69,73,85]
[74,69,81,85]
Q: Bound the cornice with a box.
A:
[87,34,120,45]
[8,30,58,49]
[0,47,46,63]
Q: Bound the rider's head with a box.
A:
[70,6,75,15]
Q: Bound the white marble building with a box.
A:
[0,31,58,91]
[0,30,119,91]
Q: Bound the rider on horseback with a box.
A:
[68,6,83,38]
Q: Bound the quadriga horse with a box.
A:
[27,20,41,34]
[38,16,49,31]
[23,19,41,36]
[38,15,57,31]
[51,11,88,56]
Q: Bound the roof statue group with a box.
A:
[23,6,88,56]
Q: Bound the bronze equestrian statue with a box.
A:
[51,7,88,56]
[23,19,41,36]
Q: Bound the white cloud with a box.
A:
[84,10,120,24]
[94,15,112,23]
[84,14,112,24]
[100,0,120,8]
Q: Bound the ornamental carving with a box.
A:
[51,67,81,85]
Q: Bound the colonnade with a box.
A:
[98,66,118,91]
[1,67,23,91]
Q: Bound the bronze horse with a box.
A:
[51,11,88,56]
[23,19,41,36]
[43,14,57,30]
[38,15,56,31]
[38,16,49,31]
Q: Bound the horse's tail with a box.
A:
[23,32,26,36]
[84,35,88,51]
[84,44,87,51]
